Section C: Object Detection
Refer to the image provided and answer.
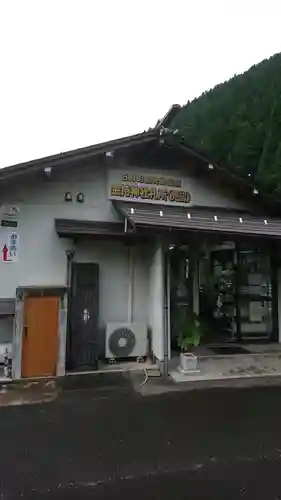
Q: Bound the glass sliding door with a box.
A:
[200,241,276,344]
[236,246,273,340]
[210,247,236,340]
[199,241,237,343]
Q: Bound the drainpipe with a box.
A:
[65,247,75,370]
[163,247,170,376]
[192,254,200,315]
[128,245,134,323]
[66,248,75,289]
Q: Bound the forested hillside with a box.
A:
[170,53,281,197]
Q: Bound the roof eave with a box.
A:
[0,129,158,181]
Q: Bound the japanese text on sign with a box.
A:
[2,232,19,263]
[110,184,190,203]
[122,173,182,188]
[8,232,18,259]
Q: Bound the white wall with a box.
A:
[109,166,255,211]
[0,159,260,301]
[74,239,150,327]
[0,164,120,298]
[149,242,165,361]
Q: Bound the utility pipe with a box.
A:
[163,248,170,376]
[128,245,134,323]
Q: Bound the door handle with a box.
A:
[24,326,28,337]
[83,309,90,323]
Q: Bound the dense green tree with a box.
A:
[170,53,281,196]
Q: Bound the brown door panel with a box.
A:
[22,296,59,378]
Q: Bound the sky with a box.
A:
[0,0,280,169]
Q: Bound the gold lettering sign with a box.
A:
[122,173,182,188]
[111,172,191,204]
[110,184,191,204]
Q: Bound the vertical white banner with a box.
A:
[1,232,19,263]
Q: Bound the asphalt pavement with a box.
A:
[1,375,281,499]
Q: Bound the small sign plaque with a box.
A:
[1,220,18,228]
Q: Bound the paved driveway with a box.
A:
[1,377,281,499]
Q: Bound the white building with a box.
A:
[1,107,281,379]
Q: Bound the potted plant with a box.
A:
[176,311,202,373]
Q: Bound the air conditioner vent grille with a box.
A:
[108,327,136,357]
[106,323,147,359]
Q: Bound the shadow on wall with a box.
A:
[0,317,13,363]
[0,317,13,343]
[98,326,106,359]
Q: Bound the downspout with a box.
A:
[65,247,75,370]
[192,254,200,315]
[167,249,171,366]
[66,248,75,288]
[128,245,134,323]
[163,248,170,375]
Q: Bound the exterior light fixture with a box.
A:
[66,248,75,259]
[253,188,259,195]
[208,164,214,170]
[214,215,218,221]
[44,167,52,176]
[160,210,163,217]
[64,192,72,202]
[264,220,268,225]
[187,213,191,219]
[105,151,114,157]
[130,207,135,214]
[76,192,84,203]
[239,217,243,223]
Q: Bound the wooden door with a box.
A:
[68,263,99,370]
[21,296,59,378]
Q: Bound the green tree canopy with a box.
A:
[171,53,281,196]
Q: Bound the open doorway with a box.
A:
[168,238,277,360]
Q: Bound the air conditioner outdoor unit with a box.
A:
[105,322,148,359]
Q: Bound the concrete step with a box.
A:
[170,352,281,384]
[146,367,161,377]
[198,352,281,361]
